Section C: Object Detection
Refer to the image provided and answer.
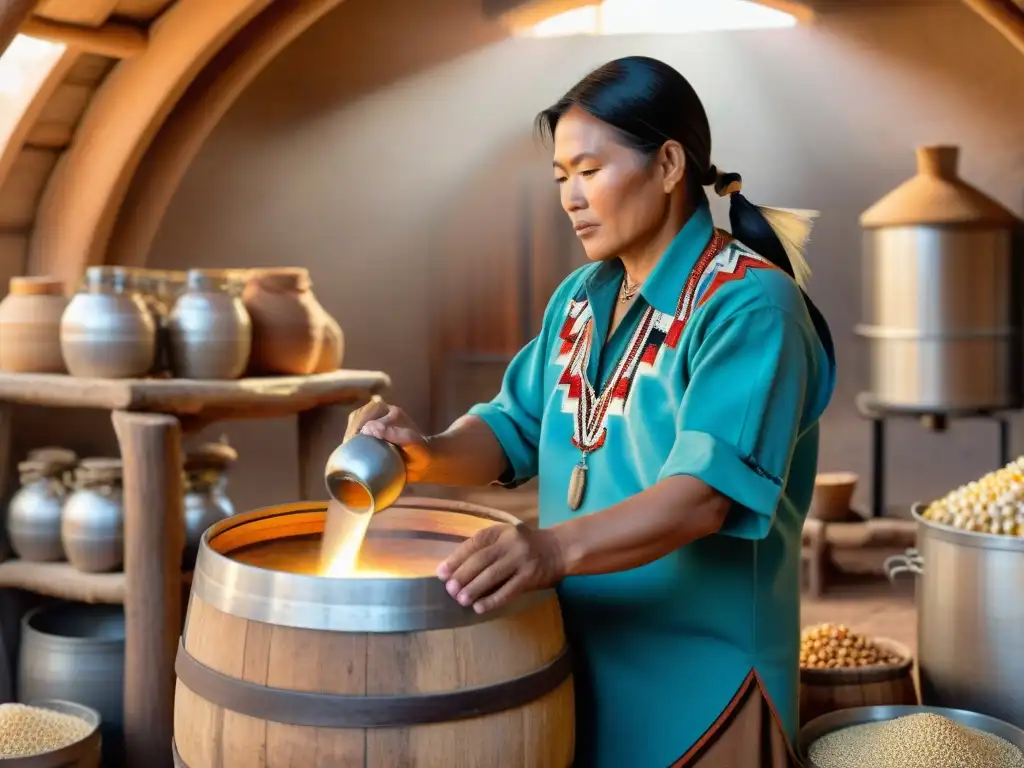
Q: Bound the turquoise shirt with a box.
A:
[469,203,836,768]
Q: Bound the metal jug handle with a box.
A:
[884,547,925,581]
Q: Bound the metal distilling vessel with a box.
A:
[858,145,1022,412]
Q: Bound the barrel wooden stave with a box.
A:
[174,591,574,767]
[798,638,919,726]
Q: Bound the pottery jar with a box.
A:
[61,458,124,573]
[6,457,75,562]
[60,266,157,379]
[169,269,252,379]
[0,276,69,373]
[242,267,327,375]
[313,307,345,373]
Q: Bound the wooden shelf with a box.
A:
[0,559,125,603]
[0,560,194,604]
[0,367,390,767]
[0,369,390,415]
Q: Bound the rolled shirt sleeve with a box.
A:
[657,305,812,540]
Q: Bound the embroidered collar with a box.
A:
[583,202,716,316]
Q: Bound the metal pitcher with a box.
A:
[323,433,406,515]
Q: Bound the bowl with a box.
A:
[0,699,101,767]
[798,704,1024,767]
[809,472,859,523]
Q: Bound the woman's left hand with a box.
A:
[436,523,565,614]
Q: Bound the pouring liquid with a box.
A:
[320,476,383,576]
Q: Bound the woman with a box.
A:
[348,56,835,767]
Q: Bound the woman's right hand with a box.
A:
[345,397,433,482]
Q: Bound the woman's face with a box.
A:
[552,106,679,263]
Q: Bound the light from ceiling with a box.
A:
[0,34,65,99]
[514,0,800,38]
[0,34,66,146]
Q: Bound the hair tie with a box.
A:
[711,166,743,197]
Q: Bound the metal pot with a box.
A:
[183,468,231,570]
[17,603,124,767]
[885,504,1024,727]
[61,459,124,573]
[6,458,74,562]
[168,269,252,379]
[60,266,156,379]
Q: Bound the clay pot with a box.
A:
[314,308,345,373]
[242,268,326,375]
[809,472,859,522]
[60,267,157,379]
[0,277,69,373]
[168,270,252,379]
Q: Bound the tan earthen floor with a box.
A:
[801,576,916,652]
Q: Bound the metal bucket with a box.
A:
[885,504,1024,727]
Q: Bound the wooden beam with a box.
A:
[26,0,274,289]
[750,0,815,22]
[109,0,348,269]
[21,15,148,58]
[33,0,119,27]
[961,0,1024,55]
[0,0,39,56]
[484,0,593,30]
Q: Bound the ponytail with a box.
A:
[704,167,835,363]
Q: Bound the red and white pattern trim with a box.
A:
[554,233,777,454]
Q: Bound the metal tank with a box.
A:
[857,145,1022,412]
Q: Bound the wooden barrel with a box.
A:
[799,637,919,725]
[172,498,574,768]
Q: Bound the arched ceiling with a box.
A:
[0,0,1020,292]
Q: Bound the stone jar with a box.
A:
[60,267,157,379]
[6,457,75,562]
[169,269,252,379]
[242,268,326,375]
[61,458,124,573]
[0,276,69,373]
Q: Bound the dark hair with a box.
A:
[537,56,833,360]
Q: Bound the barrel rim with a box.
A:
[911,503,1024,553]
[192,497,555,633]
[20,601,125,647]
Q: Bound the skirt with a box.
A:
[670,670,802,767]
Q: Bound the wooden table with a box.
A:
[0,370,390,767]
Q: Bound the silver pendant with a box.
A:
[568,457,588,511]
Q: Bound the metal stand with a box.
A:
[856,393,1013,519]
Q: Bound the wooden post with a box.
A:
[112,410,184,768]
[297,404,344,501]
[0,0,38,57]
